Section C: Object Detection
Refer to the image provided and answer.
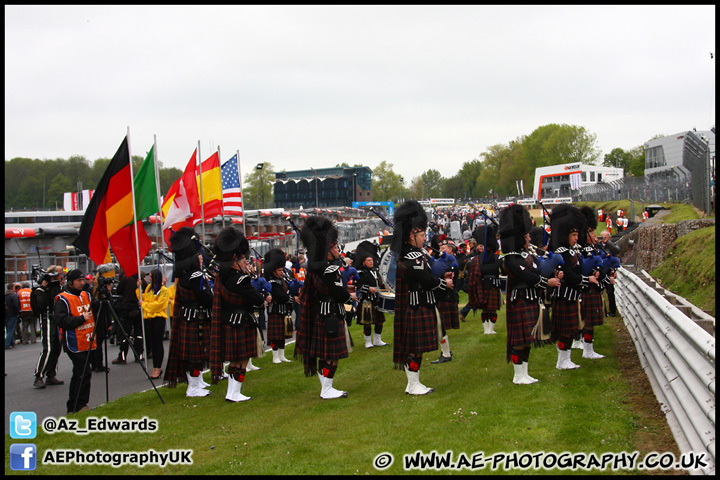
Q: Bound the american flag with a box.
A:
[221,154,243,217]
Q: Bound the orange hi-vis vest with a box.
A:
[18,287,32,312]
[56,290,97,353]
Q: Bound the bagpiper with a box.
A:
[296,216,357,400]
[264,248,295,364]
[391,200,453,395]
[549,204,599,370]
[210,226,269,402]
[164,227,214,397]
[499,205,562,384]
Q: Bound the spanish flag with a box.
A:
[72,136,151,277]
[193,151,223,223]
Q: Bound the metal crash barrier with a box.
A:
[616,267,715,475]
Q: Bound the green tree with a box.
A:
[523,124,601,168]
[454,159,485,199]
[442,175,464,199]
[372,161,404,202]
[409,176,424,200]
[603,146,646,177]
[627,146,646,177]
[420,169,444,198]
[243,162,275,209]
[46,173,74,208]
[603,147,630,171]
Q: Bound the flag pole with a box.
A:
[153,134,166,280]
[126,126,149,372]
[219,146,225,229]
[197,140,206,242]
[237,150,244,236]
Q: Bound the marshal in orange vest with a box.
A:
[56,290,97,353]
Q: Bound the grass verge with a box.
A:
[5,292,683,475]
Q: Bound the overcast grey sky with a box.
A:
[4,5,715,184]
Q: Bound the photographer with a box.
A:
[55,269,99,414]
[33,266,65,389]
[112,272,144,364]
[89,276,113,373]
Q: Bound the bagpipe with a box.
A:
[340,265,360,287]
[430,250,459,279]
[529,245,565,278]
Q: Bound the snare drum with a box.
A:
[377,292,395,313]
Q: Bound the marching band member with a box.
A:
[549,204,599,370]
[210,226,269,402]
[296,216,357,400]
[164,227,214,397]
[352,241,389,348]
[579,206,608,359]
[264,248,294,364]
[463,225,503,334]
[499,206,562,384]
[391,200,453,395]
[429,235,460,364]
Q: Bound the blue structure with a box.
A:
[352,201,394,217]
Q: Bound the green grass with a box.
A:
[6,292,659,475]
[651,226,716,316]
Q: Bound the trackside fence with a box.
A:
[615,267,715,475]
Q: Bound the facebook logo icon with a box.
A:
[10,411,37,439]
[10,444,37,471]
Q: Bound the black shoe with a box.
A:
[33,377,46,389]
[45,376,64,386]
[606,312,617,317]
[431,355,452,364]
[94,366,110,372]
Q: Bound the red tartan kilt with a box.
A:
[581,289,605,327]
[483,287,502,311]
[436,299,460,330]
[551,297,580,337]
[175,319,211,363]
[267,312,292,345]
[398,306,439,355]
[305,315,349,361]
[506,298,540,346]
[220,321,258,362]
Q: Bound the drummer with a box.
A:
[353,241,389,348]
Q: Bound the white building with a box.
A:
[532,162,624,201]
[644,129,715,181]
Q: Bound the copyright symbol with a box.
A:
[43,418,57,433]
[373,452,393,470]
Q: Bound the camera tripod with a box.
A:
[73,297,165,413]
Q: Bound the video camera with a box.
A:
[31,264,59,284]
[95,263,119,299]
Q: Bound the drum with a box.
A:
[377,292,395,313]
[378,248,397,294]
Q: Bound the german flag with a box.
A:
[72,136,150,276]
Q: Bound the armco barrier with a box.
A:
[616,267,715,475]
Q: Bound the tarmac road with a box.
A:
[4,337,170,435]
[4,328,289,435]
